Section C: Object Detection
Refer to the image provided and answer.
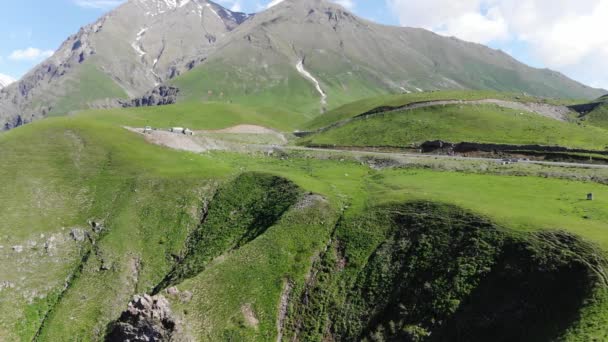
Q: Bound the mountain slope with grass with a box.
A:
[1,0,605,131]
[169,0,604,114]
[2,104,608,340]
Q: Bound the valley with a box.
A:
[3,91,608,340]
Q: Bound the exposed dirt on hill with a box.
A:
[125,126,287,153]
[125,126,243,153]
[198,124,288,144]
[277,280,293,342]
[199,124,280,135]
[241,303,259,329]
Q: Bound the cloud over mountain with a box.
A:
[387,0,608,88]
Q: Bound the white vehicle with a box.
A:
[170,127,194,135]
[143,126,153,134]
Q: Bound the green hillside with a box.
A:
[47,61,129,116]
[1,103,608,340]
[171,59,388,116]
[300,94,608,151]
[580,95,608,130]
[301,104,608,149]
[303,90,556,131]
[79,100,309,132]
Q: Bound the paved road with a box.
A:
[285,146,608,169]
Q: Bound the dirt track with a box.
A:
[124,126,608,170]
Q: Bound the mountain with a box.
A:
[0,0,605,130]
[0,74,15,89]
[0,0,249,129]
[171,0,605,113]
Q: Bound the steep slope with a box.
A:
[0,0,249,129]
[286,203,608,342]
[171,0,604,114]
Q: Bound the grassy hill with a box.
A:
[579,96,608,130]
[301,104,608,150]
[77,101,311,132]
[2,103,608,340]
[298,91,608,152]
[302,90,562,131]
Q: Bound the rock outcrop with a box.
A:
[122,86,180,108]
[106,294,178,341]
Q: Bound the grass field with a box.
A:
[301,103,608,150]
[2,101,608,340]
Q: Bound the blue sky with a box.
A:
[1,0,607,90]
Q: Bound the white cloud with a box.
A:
[266,0,285,8]
[214,0,247,12]
[386,0,508,44]
[267,0,355,9]
[0,73,16,87]
[231,2,243,12]
[387,0,608,89]
[333,0,355,9]
[73,0,125,9]
[8,48,54,61]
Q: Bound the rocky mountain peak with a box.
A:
[259,0,363,28]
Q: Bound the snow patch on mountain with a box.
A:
[138,0,192,16]
[206,3,222,21]
[296,59,327,107]
[132,28,148,57]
